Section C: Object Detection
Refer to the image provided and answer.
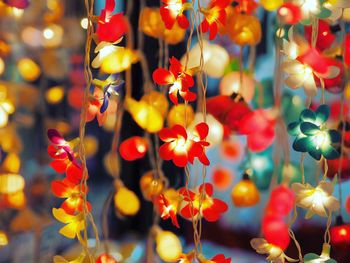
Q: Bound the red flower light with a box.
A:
[267,185,295,216]
[51,179,91,215]
[160,0,190,30]
[206,95,252,133]
[155,194,180,228]
[211,254,231,263]
[345,34,350,67]
[200,0,230,40]
[153,57,196,105]
[304,20,335,51]
[262,215,290,250]
[233,0,258,15]
[277,3,301,25]
[96,253,118,263]
[238,109,276,152]
[47,129,83,184]
[159,122,210,167]
[96,0,128,43]
[331,216,350,245]
[179,183,228,222]
[119,136,148,161]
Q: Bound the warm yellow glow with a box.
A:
[2,153,21,173]
[0,174,25,194]
[114,187,140,216]
[45,86,65,104]
[101,48,138,74]
[141,91,169,118]
[0,231,8,246]
[80,18,88,29]
[17,58,41,82]
[260,0,283,10]
[0,57,4,75]
[140,171,164,201]
[83,135,98,158]
[125,97,164,133]
[313,131,330,150]
[156,230,182,262]
[231,179,260,207]
[43,28,54,39]
[167,104,195,127]
[21,27,42,48]
[42,24,63,48]
[5,191,26,209]
[11,7,24,18]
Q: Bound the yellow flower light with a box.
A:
[141,91,169,118]
[251,238,289,262]
[0,173,25,194]
[52,208,85,239]
[156,230,182,262]
[17,58,41,82]
[140,171,164,201]
[2,152,21,173]
[91,39,123,69]
[0,84,15,128]
[231,177,260,207]
[114,186,140,216]
[45,86,65,104]
[260,0,283,11]
[101,48,138,74]
[167,104,195,128]
[125,97,164,133]
[0,231,8,246]
[292,180,340,219]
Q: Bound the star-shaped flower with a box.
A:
[292,180,340,219]
[288,104,340,160]
[159,122,210,167]
[153,57,196,105]
[200,0,230,40]
[160,0,191,30]
[179,183,228,222]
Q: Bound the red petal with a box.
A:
[213,198,228,213]
[199,183,213,196]
[159,143,174,160]
[209,22,218,40]
[169,89,179,105]
[66,164,83,184]
[160,7,177,29]
[51,180,69,198]
[152,68,175,85]
[177,14,190,29]
[198,152,210,166]
[105,0,115,14]
[159,127,177,141]
[182,74,194,87]
[173,150,189,167]
[50,160,67,174]
[169,57,183,75]
[172,125,187,140]
[180,204,199,219]
[194,122,209,140]
[180,90,196,102]
[179,187,196,201]
[96,13,128,42]
[200,19,209,33]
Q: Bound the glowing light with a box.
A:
[0,173,25,194]
[156,230,182,262]
[0,231,8,246]
[80,18,88,29]
[43,28,54,39]
[45,86,64,104]
[0,57,4,75]
[17,58,41,82]
[114,186,140,216]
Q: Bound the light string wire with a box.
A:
[77,0,100,261]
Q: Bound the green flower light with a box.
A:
[288,104,340,160]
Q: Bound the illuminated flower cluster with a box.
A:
[292,180,340,219]
[179,183,228,222]
[251,238,290,263]
[153,57,196,105]
[159,122,210,167]
[47,129,89,239]
[288,104,340,160]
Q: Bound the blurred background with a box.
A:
[0,0,350,262]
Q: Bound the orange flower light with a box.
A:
[159,122,210,167]
[119,136,148,161]
[179,183,228,222]
[200,0,230,40]
[231,174,260,207]
[228,13,262,46]
[140,171,164,201]
[51,179,91,215]
[154,188,180,228]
